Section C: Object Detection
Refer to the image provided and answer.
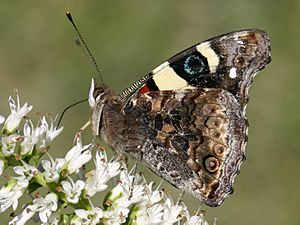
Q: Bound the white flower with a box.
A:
[103,206,129,224]
[160,198,185,225]
[14,162,38,184]
[0,179,27,212]
[135,203,164,225]
[64,137,92,174]
[85,150,120,196]
[103,170,144,223]
[20,120,39,155]
[73,207,103,225]
[42,157,65,183]
[133,182,164,224]
[36,116,63,150]
[9,193,58,225]
[0,162,38,212]
[119,170,145,205]
[0,159,4,176]
[4,92,33,133]
[142,182,163,205]
[33,193,58,223]
[41,212,60,225]
[61,178,85,204]
[108,170,144,208]
[183,207,211,225]
[0,115,4,124]
[9,205,38,225]
[184,213,210,225]
[1,134,20,156]
[107,159,121,177]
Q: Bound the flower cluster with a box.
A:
[0,92,212,225]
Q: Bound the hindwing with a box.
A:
[123,88,247,206]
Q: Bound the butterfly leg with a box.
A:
[78,120,91,133]
[176,189,186,204]
[128,158,140,200]
[128,150,146,200]
[114,152,127,185]
[73,121,91,144]
[128,150,143,177]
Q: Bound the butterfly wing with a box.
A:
[101,29,271,206]
[122,88,247,206]
[118,29,271,110]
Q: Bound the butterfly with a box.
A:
[88,29,271,207]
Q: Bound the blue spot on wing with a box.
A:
[184,55,207,75]
[170,50,209,83]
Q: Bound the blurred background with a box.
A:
[0,1,299,224]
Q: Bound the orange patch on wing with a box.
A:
[139,85,150,94]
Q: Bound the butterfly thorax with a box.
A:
[89,81,146,157]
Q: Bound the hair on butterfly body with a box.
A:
[66,14,271,207]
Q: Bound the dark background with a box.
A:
[0,1,299,224]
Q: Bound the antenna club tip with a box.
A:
[65,11,73,22]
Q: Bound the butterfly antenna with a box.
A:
[56,98,88,128]
[65,11,104,84]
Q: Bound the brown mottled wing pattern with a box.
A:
[123,88,247,206]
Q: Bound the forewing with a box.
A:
[118,29,271,109]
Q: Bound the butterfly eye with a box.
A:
[93,87,104,99]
